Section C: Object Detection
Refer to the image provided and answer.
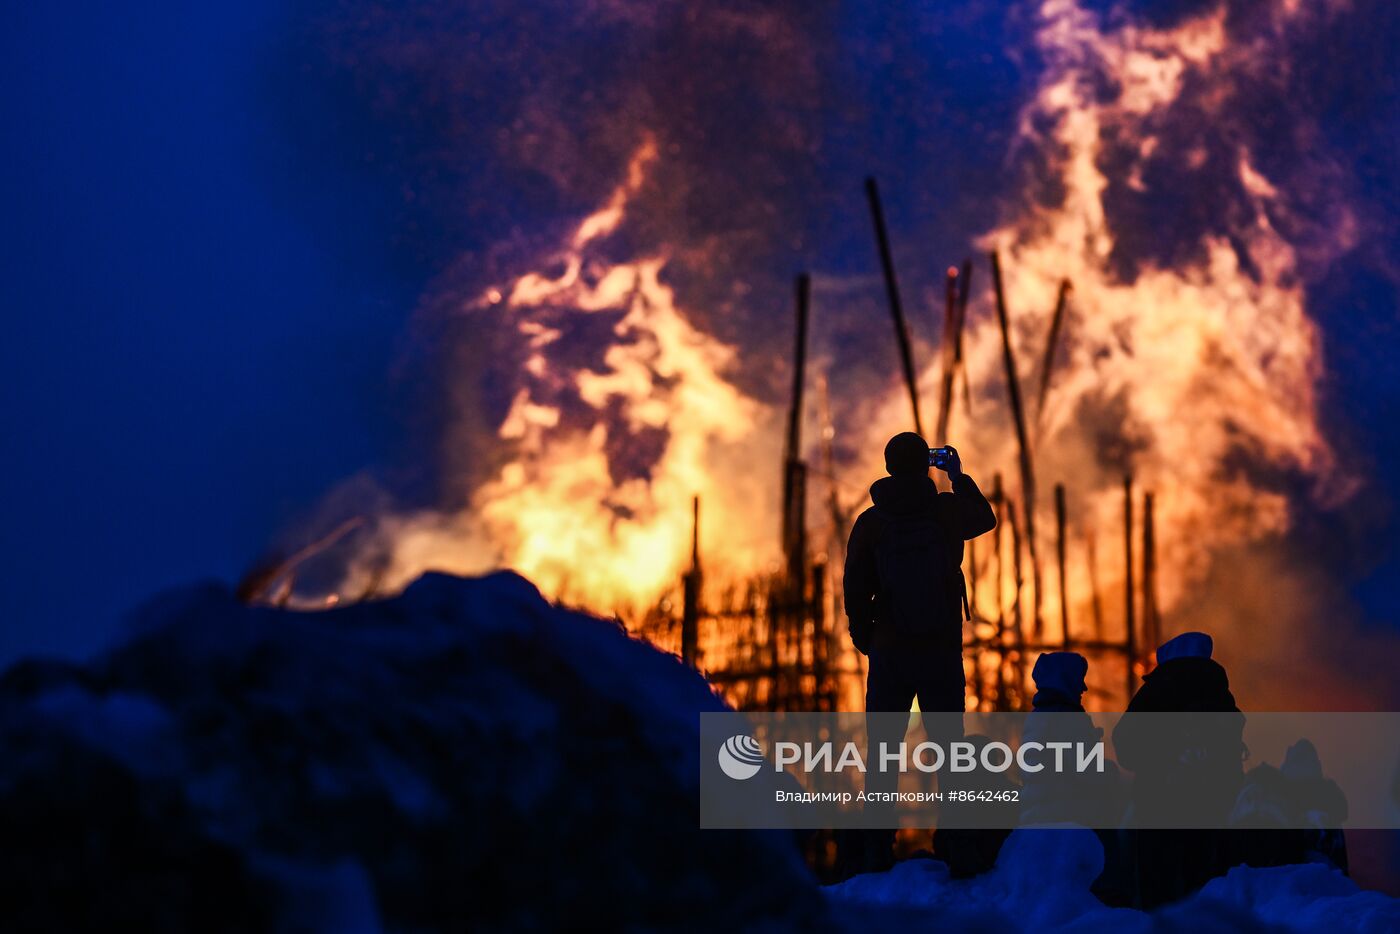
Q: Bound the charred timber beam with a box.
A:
[781,274,811,593]
[990,251,1043,638]
[1036,279,1072,424]
[1056,483,1070,649]
[865,177,924,436]
[681,495,701,667]
[1123,475,1136,699]
[1143,490,1160,667]
[936,265,959,448]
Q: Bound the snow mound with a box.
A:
[0,572,826,931]
[1185,862,1400,933]
[825,828,1398,933]
[826,829,1140,932]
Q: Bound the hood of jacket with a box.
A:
[869,474,938,517]
[1140,656,1236,710]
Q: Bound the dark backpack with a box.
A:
[873,511,964,638]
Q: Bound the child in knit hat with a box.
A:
[1020,652,1124,827]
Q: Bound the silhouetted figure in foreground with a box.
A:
[1021,652,1132,900]
[842,432,996,872]
[1021,652,1125,828]
[1117,632,1239,719]
[1112,632,1246,909]
[844,433,996,710]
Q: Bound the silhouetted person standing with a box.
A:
[844,432,995,711]
[1112,631,1246,909]
[842,432,995,872]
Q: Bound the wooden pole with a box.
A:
[682,496,701,667]
[1123,475,1136,702]
[991,250,1043,638]
[956,258,974,421]
[768,578,782,708]
[1086,531,1106,640]
[793,465,808,597]
[865,177,924,436]
[1007,495,1027,707]
[1143,490,1160,665]
[785,274,810,466]
[816,373,846,616]
[991,473,1006,708]
[1036,279,1072,424]
[236,515,365,604]
[782,274,811,593]
[936,265,960,448]
[691,493,700,570]
[1056,483,1070,649]
[811,557,829,710]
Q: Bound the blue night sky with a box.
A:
[2,3,415,659]
[2,0,1398,667]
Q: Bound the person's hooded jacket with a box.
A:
[1112,632,1245,824]
[843,471,995,654]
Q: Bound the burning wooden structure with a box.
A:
[239,174,1175,715]
[634,186,1167,713]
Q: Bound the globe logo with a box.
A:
[718,734,765,780]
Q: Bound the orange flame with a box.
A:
[856,0,1350,649]
[338,138,779,614]
[316,1,1354,694]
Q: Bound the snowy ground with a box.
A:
[825,828,1399,932]
[0,572,823,930]
[0,570,1395,930]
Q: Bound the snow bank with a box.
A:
[3,570,1394,931]
[1187,862,1400,933]
[0,572,826,931]
[825,828,1399,932]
